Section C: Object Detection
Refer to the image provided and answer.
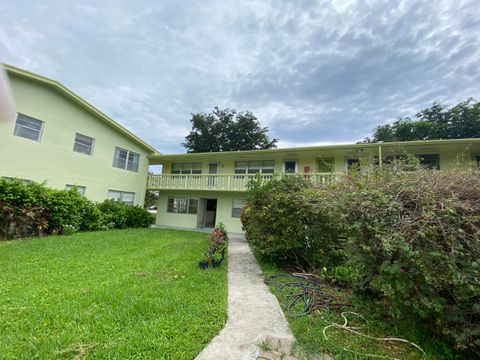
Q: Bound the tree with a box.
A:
[182,107,278,153]
[364,98,480,143]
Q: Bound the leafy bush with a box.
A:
[242,167,480,354]
[242,175,345,269]
[97,199,152,229]
[0,179,151,239]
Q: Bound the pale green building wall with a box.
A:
[154,141,480,234]
[156,190,246,234]
[0,73,151,206]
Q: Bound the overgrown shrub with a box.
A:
[242,167,480,354]
[243,175,345,269]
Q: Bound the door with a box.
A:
[197,199,206,228]
[208,163,218,187]
[204,199,217,228]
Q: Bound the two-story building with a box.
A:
[147,139,480,234]
[1,65,159,206]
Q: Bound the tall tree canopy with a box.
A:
[182,107,278,153]
[364,98,480,143]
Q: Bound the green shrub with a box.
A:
[97,199,152,229]
[0,180,151,239]
[242,175,345,269]
[242,167,480,354]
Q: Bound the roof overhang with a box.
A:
[148,138,480,165]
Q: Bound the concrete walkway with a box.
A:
[196,235,294,360]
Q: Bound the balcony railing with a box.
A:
[147,173,339,191]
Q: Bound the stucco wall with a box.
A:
[156,190,246,234]
[0,73,150,206]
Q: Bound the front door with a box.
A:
[197,198,217,228]
[204,199,217,228]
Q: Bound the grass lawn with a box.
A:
[0,229,227,359]
[259,260,457,360]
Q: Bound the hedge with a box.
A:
[242,166,480,355]
[0,179,153,239]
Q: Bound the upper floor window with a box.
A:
[66,184,86,196]
[73,133,94,155]
[171,163,202,174]
[113,147,140,172]
[234,160,274,174]
[14,113,43,141]
[416,154,440,170]
[284,161,297,173]
[108,190,135,205]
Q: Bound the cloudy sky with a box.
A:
[1,0,479,153]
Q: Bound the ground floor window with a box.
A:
[66,184,86,196]
[108,190,135,205]
[167,197,198,214]
[476,155,480,167]
[2,177,32,184]
[232,199,245,218]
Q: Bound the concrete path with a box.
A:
[195,235,294,360]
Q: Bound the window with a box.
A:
[475,155,480,167]
[73,133,94,155]
[171,163,202,174]
[416,154,440,170]
[3,177,31,184]
[108,190,135,205]
[284,161,297,174]
[13,113,43,141]
[317,158,334,173]
[232,199,245,218]
[113,147,140,172]
[167,197,198,214]
[234,160,275,174]
[66,184,86,196]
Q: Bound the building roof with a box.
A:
[3,64,160,154]
[149,138,480,164]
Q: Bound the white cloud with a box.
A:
[0,0,479,152]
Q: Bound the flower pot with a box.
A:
[198,261,209,270]
[212,259,222,268]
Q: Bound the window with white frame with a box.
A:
[232,199,245,218]
[108,190,135,205]
[73,133,94,155]
[167,197,198,214]
[171,163,202,174]
[113,147,140,172]
[66,184,86,196]
[3,177,32,184]
[13,113,43,141]
[234,160,274,174]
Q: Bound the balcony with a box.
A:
[146,173,339,191]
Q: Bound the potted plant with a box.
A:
[198,253,212,270]
[212,252,223,268]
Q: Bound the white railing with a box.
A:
[147,173,339,191]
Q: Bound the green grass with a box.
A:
[0,229,227,359]
[258,259,457,360]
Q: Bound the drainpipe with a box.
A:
[378,144,383,169]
